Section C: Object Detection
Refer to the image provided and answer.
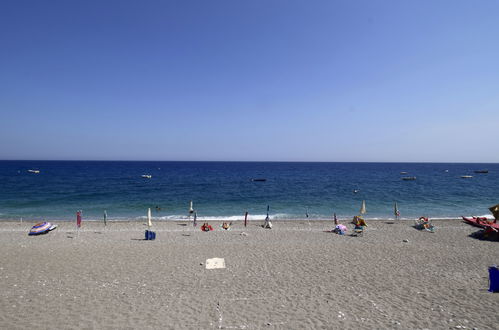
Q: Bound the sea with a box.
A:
[0,161,497,222]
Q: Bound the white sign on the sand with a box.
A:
[206,258,225,269]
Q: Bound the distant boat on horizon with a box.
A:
[251,178,267,182]
[474,170,489,174]
[141,174,152,179]
[461,175,473,179]
[402,176,416,181]
[28,169,40,174]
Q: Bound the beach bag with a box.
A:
[145,230,156,240]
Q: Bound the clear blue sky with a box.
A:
[1,0,498,162]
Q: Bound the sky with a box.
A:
[1,0,498,162]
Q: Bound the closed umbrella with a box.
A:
[189,201,194,215]
[264,205,272,228]
[359,200,366,216]
[394,202,400,220]
[147,208,152,227]
[76,211,82,228]
[103,210,107,226]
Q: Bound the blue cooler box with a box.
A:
[145,230,156,240]
[489,265,499,292]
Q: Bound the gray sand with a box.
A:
[0,220,498,329]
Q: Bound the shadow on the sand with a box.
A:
[469,229,499,241]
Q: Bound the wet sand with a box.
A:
[0,219,497,329]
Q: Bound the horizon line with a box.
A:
[0,159,497,164]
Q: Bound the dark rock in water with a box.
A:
[251,178,267,182]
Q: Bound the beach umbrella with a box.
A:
[193,211,197,227]
[76,211,82,228]
[103,210,107,226]
[266,205,270,217]
[147,208,152,227]
[489,204,499,220]
[244,211,248,227]
[359,200,366,216]
[334,213,338,225]
[394,202,400,220]
[189,201,194,215]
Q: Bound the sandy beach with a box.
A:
[0,219,497,329]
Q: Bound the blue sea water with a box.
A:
[0,161,497,221]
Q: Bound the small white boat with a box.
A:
[141,175,152,179]
[461,175,473,179]
[400,171,408,175]
[402,176,416,181]
[28,169,40,174]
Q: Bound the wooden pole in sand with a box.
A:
[244,211,248,227]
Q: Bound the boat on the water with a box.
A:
[28,169,40,173]
[474,170,489,174]
[251,178,267,182]
[402,176,416,181]
[461,175,473,179]
[400,171,408,174]
[141,175,152,179]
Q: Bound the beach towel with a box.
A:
[206,258,225,269]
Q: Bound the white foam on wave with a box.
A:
[474,214,495,220]
[135,213,289,221]
[5,214,476,222]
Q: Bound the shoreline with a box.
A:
[0,216,468,223]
